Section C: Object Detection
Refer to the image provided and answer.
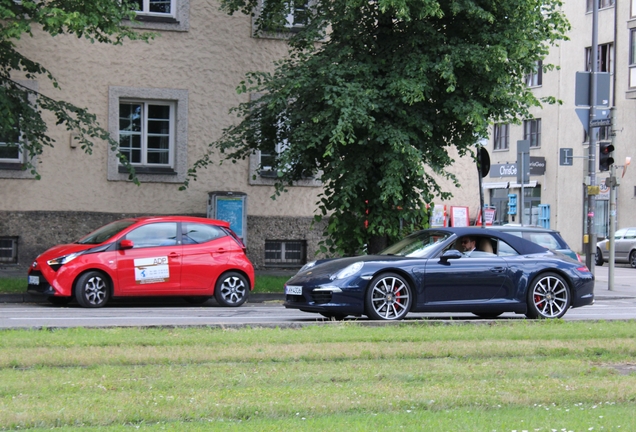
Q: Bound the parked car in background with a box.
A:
[284,227,594,321]
[27,216,254,308]
[596,227,636,267]
[487,225,582,262]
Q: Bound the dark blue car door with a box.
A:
[422,255,512,304]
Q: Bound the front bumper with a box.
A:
[283,285,365,315]
[26,270,57,296]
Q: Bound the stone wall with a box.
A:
[0,211,328,271]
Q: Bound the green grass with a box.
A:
[0,275,289,294]
[1,321,636,430]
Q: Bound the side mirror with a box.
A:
[440,249,462,263]
[119,239,134,250]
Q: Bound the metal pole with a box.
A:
[585,0,599,272]
[520,152,525,227]
[608,110,617,290]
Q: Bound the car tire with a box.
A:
[47,296,72,306]
[320,313,348,321]
[595,248,604,266]
[74,271,110,308]
[472,312,503,319]
[525,272,571,319]
[365,273,412,320]
[183,296,211,304]
[630,251,636,269]
[214,272,249,307]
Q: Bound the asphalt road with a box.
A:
[1,297,635,329]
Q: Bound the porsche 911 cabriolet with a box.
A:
[283,227,594,320]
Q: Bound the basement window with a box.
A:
[0,237,18,264]
[264,240,306,266]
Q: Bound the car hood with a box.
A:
[35,243,108,261]
[291,255,407,282]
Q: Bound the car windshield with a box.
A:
[380,231,451,257]
[77,219,137,245]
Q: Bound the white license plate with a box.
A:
[285,285,303,295]
[28,275,40,285]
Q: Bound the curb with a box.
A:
[0,293,286,305]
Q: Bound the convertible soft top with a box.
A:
[425,227,550,256]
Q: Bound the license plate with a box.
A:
[285,285,303,295]
[28,275,39,285]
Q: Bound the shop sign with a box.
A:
[490,157,546,178]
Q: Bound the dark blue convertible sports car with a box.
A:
[284,227,594,320]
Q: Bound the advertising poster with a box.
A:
[450,206,470,227]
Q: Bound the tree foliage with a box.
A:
[0,0,153,181]
[188,0,570,255]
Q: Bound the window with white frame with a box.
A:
[285,0,309,29]
[524,60,543,87]
[0,129,21,164]
[587,0,614,12]
[630,30,636,88]
[632,0,636,17]
[524,119,541,148]
[493,123,509,151]
[118,101,174,168]
[586,43,613,73]
[108,86,188,183]
[132,0,176,19]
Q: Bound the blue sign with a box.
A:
[216,198,244,237]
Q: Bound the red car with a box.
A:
[27,216,255,308]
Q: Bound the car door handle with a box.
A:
[490,267,506,273]
[169,252,180,258]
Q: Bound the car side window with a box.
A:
[182,223,226,244]
[497,240,519,256]
[624,229,636,240]
[525,233,559,250]
[615,228,627,240]
[125,222,178,248]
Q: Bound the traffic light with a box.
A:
[599,142,615,172]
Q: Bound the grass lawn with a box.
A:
[1,321,636,430]
[0,275,290,294]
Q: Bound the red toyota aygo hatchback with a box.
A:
[27,216,255,308]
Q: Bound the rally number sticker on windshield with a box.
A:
[134,257,170,284]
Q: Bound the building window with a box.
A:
[0,129,21,164]
[119,101,174,168]
[632,0,636,17]
[133,0,175,17]
[524,119,541,148]
[587,0,615,11]
[264,240,306,266]
[524,60,543,87]
[0,237,18,264]
[126,0,189,31]
[285,0,309,30]
[493,123,509,151]
[584,126,611,143]
[630,30,636,88]
[108,87,188,183]
[586,43,613,73]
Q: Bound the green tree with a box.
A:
[0,0,152,181]
[187,0,569,255]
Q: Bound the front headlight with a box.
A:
[47,252,83,267]
[331,261,364,280]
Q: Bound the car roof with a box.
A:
[486,225,561,234]
[423,227,549,255]
[128,216,230,228]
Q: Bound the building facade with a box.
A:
[483,0,636,255]
[0,0,480,270]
